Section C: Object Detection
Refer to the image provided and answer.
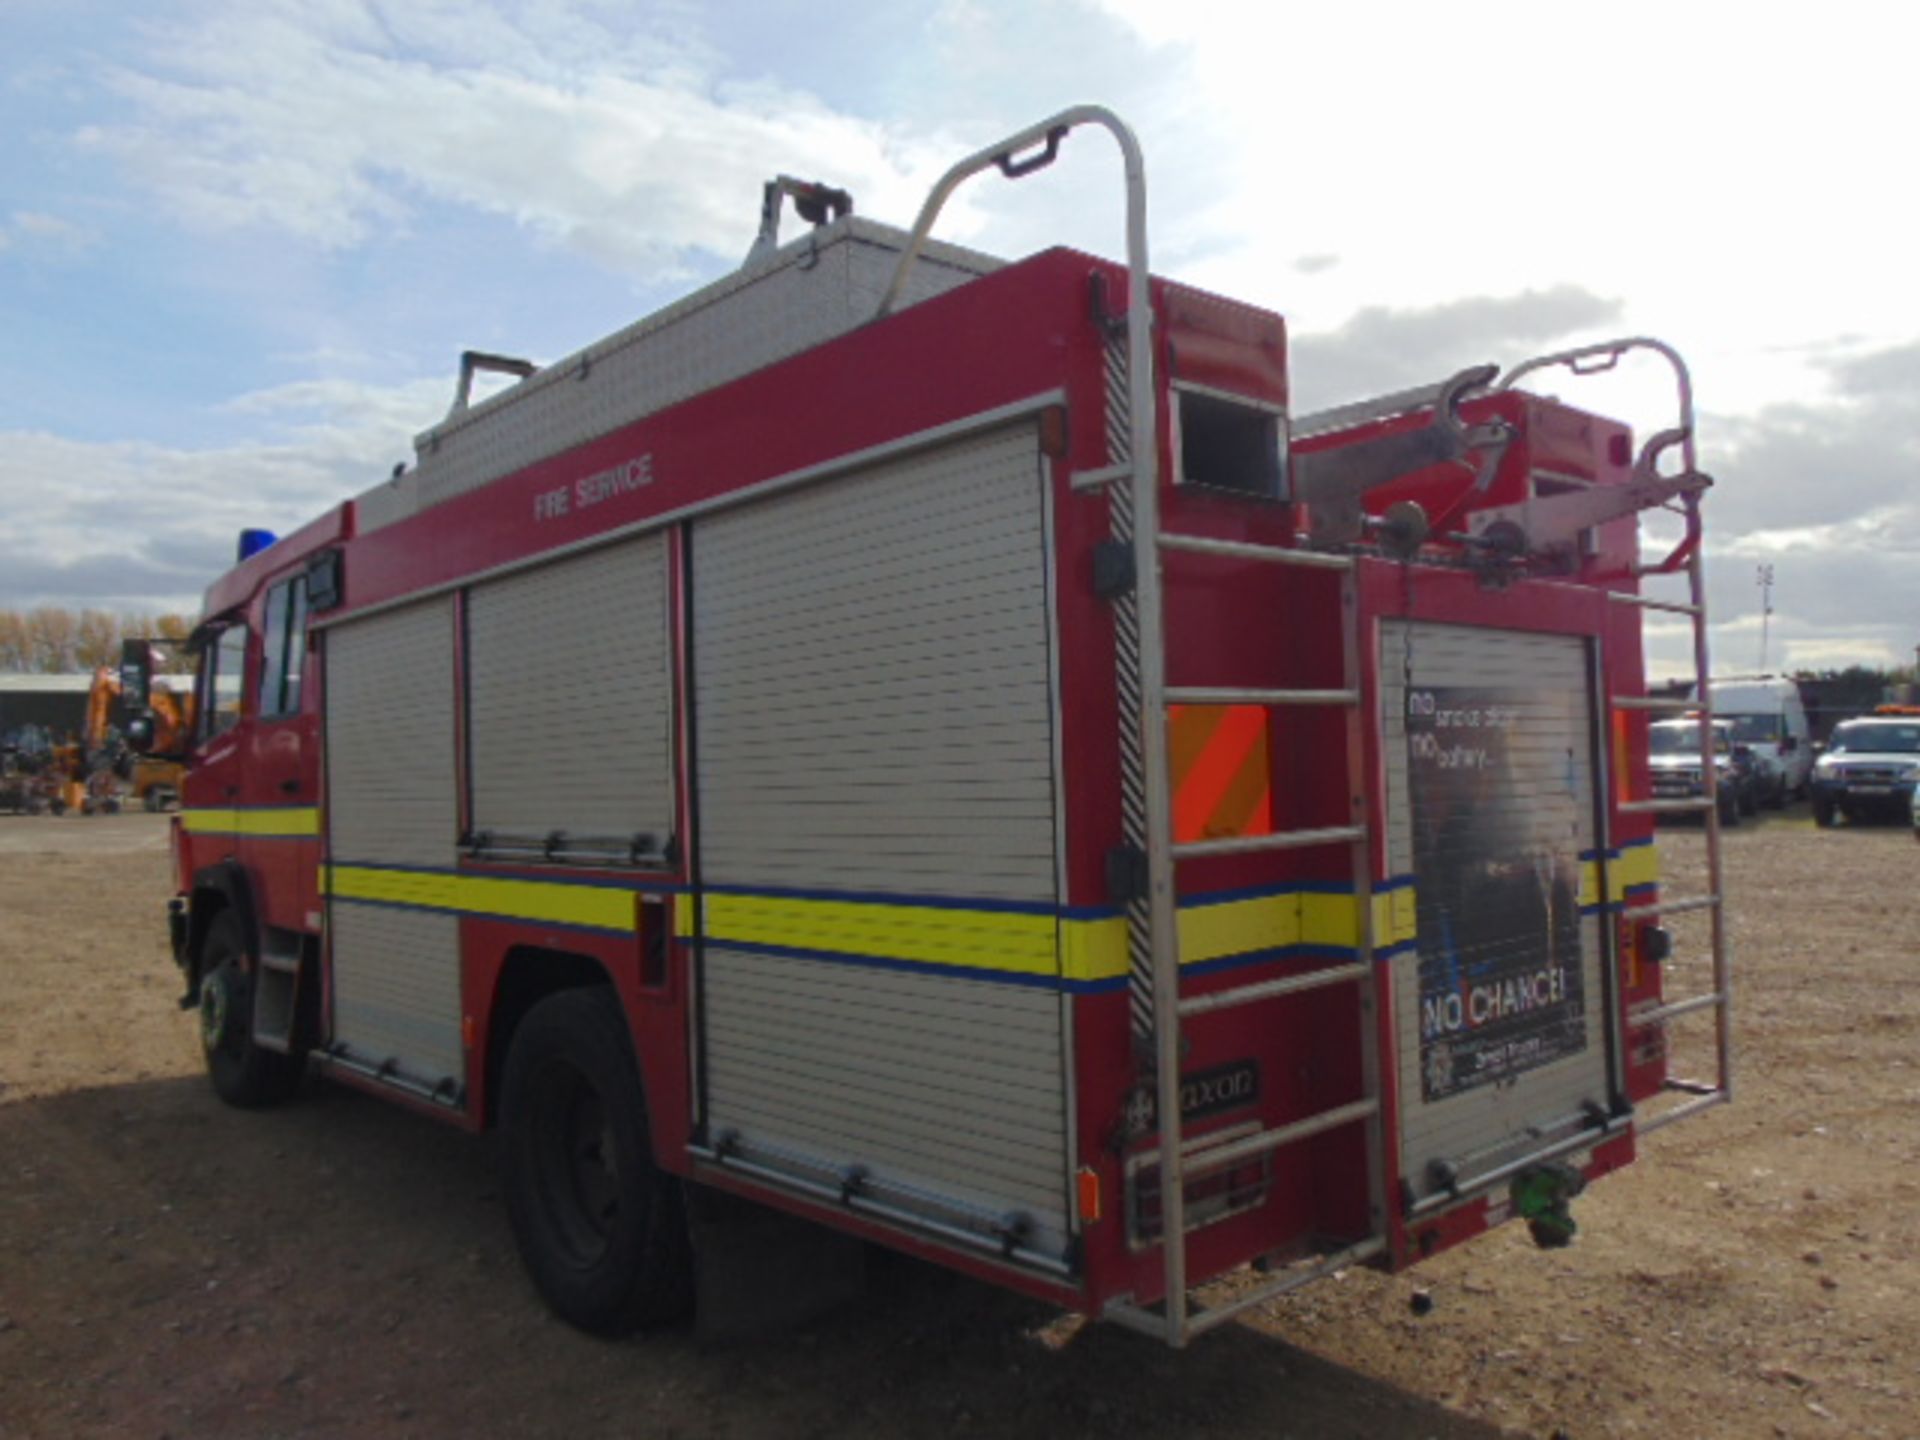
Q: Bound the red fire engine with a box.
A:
[123,107,1733,1345]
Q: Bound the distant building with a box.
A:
[0,673,95,741]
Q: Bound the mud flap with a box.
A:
[685,1184,867,1343]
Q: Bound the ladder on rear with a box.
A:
[895,106,1416,1348]
[1101,526,1391,1347]
[872,108,1374,1347]
[1500,342,1734,1139]
[877,108,1729,1350]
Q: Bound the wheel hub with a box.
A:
[199,972,231,1053]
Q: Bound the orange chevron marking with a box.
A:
[1170,704,1273,844]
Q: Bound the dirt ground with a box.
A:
[1,810,1916,1439]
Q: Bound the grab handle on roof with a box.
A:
[996,125,1069,179]
[448,350,538,417]
[1499,337,1701,573]
[745,175,854,265]
[872,105,1149,325]
[1500,337,1697,477]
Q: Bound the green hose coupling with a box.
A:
[1510,1161,1587,1249]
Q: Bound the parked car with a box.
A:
[1648,717,1754,825]
[1810,714,1920,827]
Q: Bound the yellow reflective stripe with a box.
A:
[1060,916,1125,984]
[323,865,637,932]
[180,807,320,837]
[1579,845,1662,907]
[1614,842,1660,898]
[309,872,1461,984]
[703,892,1059,977]
[1184,891,1300,963]
[1372,886,1419,950]
[1064,886,1414,986]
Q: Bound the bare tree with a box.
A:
[75,610,120,670]
[154,613,197,673]
[0,611,29,671]
[25,608,78,673]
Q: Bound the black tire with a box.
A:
[198,910,302,1108]
[1813,795,1836,828]
[1738,783,1758,818]
[1717,788,1739,827]
[500,987,691,1335]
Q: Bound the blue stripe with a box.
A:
[1184,943,1366,979]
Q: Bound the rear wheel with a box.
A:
[501,986,691,1335]
[199,910,302,1108]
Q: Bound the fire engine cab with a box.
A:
[122,107,1733,1346]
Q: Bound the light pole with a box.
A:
[1756,564,1775,672]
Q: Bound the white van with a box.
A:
[1692,675,1812,805]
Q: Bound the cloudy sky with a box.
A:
[4,0,1915,676]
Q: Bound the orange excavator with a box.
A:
[130,676,193,811]
[49,666,194,814]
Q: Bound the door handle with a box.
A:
[280,779,301,795]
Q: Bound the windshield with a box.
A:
[1722,713,1781,744]
[1650,724,1729,756]
[1828,721,1920,755]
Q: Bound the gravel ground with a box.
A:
[1,808,1915,1439]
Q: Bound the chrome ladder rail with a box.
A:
[1103,538,1391,1346]
[1504,341,1732,1130]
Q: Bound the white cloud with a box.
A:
[9,0,1912,678]
[72,1,963,272]
[0,376,447,611]
[1290,284,1624,414]
[1086,0,1920,415]
[0,209,101,257]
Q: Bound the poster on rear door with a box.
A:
[1406,685,1587,1102]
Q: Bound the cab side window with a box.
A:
[202,625,249,740]
[257,576,310,719]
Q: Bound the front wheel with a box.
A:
[501,987,692,1335]
[1813,795,1837,828]
[198,910,302,1108]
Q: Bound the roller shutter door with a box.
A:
[692,423,1071,1256]
[324,598,463,1089]
[466,535,673,846]
[1380,622,1612,1204]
